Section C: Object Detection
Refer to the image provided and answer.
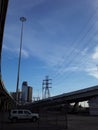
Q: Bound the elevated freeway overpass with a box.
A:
[47,85,98,103]
[0,0,9,75]
[23,85,98,115]
[0,0,16,111]
[0,79,15,111]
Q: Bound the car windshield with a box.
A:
[24,111,31,114]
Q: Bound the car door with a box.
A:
[24,110,32,119]
[18,110,24,119]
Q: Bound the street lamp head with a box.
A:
[20,17,26,22]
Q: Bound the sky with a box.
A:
[2,0,98,99]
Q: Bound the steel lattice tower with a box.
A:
[42,76,52,99]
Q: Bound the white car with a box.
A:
[8,109,39,122]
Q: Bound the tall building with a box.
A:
[21,81,33,103]
[27,86,32,102]
[10,91,22,102]
[21,81,28,103]
[10,92,16,100]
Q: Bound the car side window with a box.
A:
[12,110,17,114]
[18,110,23,114]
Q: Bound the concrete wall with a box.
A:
[88,96,98,115]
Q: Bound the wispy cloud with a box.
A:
[3,44,29,59]
[4,29,98,79]
[92,45,98,60]
[77,46,98,79]
[51,45,98,79]
[8,0,46,16]
[85,67,98,79]
[22,0,45,9]
[4,0,98,81]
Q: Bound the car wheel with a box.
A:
[12,117,17,123]
[32,117,37,122]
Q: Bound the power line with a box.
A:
[49,7,98,79]
[52,8,98,80]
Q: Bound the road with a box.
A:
[0,112,98,130]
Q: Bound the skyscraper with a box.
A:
[27,86,32,102]
[21,81,28,103]
[21,81,33,103]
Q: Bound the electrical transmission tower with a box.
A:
[42,76,52,99]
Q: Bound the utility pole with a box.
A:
[42,76,52,99]
[16,17,26,102]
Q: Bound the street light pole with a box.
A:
[16,17,26,102]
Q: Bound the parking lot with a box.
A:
[0,112,98,130]
[0,111,67,130]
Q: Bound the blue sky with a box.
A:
[2,0,98,98]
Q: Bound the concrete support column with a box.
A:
[72,102,79,113]
[88,96,98,115]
